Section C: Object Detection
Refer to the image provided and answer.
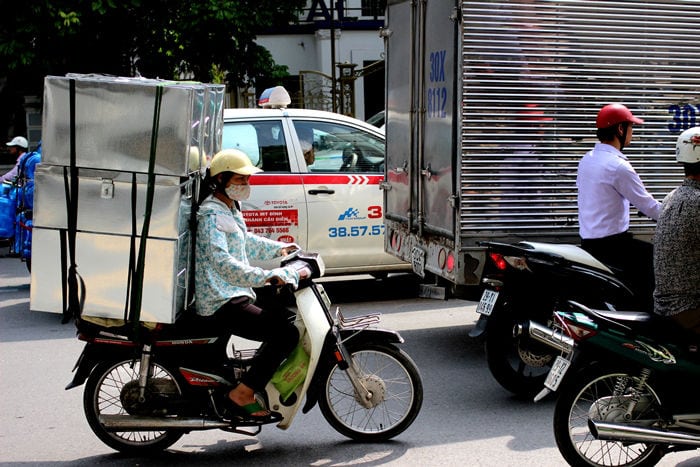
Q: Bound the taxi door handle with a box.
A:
[308,189,335,195]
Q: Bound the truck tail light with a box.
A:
[437,248,455,273]
[446,251,455,273]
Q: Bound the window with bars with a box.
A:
[361,0,386,18]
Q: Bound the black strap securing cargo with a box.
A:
[123,172,138,322]
[127,84,164,337]
[61,78,86,325]
[186,177,199,311]
[59,229,67,317]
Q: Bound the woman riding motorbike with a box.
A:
[195,148,301,424]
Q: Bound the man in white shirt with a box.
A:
[576,104,661,308]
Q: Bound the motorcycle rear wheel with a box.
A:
[484,303,554,398]
[319,342,423,442]
[553,365,665,467]
[84,359,184,455]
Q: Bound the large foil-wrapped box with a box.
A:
[31,74,223,324]
[41,74,224,175]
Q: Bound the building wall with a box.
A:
[255,0,386,121]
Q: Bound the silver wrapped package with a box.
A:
[30,228,189,323]
[32,164,191,239]
[30,74,222,324]
[42,74,224,175]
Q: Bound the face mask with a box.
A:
[225,184,251,201]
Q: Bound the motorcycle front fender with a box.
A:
[338,327,404,345]
[469,314,489,338]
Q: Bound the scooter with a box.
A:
[66,251,424,455]
[472,241,638,398]
[519,301,700,467]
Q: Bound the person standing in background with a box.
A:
[1,136,28,183]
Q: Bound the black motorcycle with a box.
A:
[472,241,639,397]
[520,301,700,467]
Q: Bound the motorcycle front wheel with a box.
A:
[84,359,184,455]
[553,365,665,467]
[484,303,554,398]
[319,342,423,442]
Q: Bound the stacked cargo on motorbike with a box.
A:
[30,74,224,324]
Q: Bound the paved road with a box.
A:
[1,252,699,466]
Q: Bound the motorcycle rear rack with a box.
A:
[335,308,381,330]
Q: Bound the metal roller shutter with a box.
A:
[459,0,700,240]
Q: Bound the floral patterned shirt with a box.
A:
[195,195,299,316]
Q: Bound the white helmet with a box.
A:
[676,127,700,164]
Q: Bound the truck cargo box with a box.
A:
[382,0,700,289]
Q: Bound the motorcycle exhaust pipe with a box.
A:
[514,320,575,354]
[590,420,700,447]
[99,414,230,431]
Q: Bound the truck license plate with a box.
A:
[411,247,425,278]
[544,355,571,391]
[476,289,499,316]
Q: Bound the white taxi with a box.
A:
[222,95,408,276]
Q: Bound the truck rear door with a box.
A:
[385,0,459,237]
[419,0,459,238]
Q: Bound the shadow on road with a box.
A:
[319,273,422,303]
[0,439,413,466]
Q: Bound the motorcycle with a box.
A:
[66,251,424,455]
[519,301,700,467]
[472,241,639,398]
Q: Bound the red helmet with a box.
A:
[596,104,644,128]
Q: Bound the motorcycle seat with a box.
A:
[76,311,229,343]
[589,308,651,323]
[586,306,700,350]
[156,313,229,339]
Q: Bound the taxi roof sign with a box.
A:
[258,86,291,109]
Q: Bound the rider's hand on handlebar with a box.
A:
[297,266,312,280]
[280,245,300,256]
[267,276,286,286]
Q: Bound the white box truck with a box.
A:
[382,0,700,296]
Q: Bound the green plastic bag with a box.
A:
[271,344,310,401]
